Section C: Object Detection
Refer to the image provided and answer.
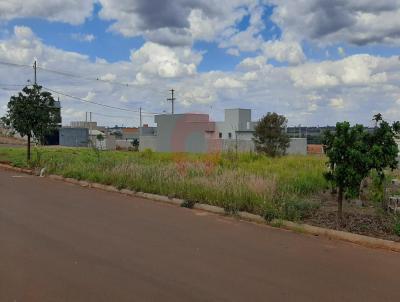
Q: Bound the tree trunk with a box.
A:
[27,134,31,162]
[337,186,343,222]
[330,163,337,194]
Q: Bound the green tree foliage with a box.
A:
[0,116,5,129]
[1,85,59,161]
[369,114,400,181]
[253,112,290,157]
[131,138,139,152]
[323,114,400,220]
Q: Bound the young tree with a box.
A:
[323,114,400,220]
[131,138,139,152]
[2,85,59,161]
[253,112,290,157]
[369,114,400,182]
[96,134,105,150]
[323,122,371,220]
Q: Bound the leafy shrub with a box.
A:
[263,203,280,222]
[29,147,43,168]
[222,199,240,214]
[367,170,387,204]
[181,199,196,209]
[282,200,319,221]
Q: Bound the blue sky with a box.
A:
[4,3,397,69]
[2,3,274,70]
[4,6,144,63]
[0,1,400,127]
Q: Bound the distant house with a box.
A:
[89,129,116,150]
[59,128,89,147]
[122,127,139,140]
[59,120,115,150]
[140,109,307,155]
[70,121,97,129]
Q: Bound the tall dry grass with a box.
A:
[0,147,327,220]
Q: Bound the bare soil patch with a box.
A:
[305,192,400,242]
[0,135,25,145]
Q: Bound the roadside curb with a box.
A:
[275,220,400,253]
[1,163,399,253]
[0,163,33,175]
[193,203,226,214]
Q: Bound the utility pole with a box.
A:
[167,89,176,114]
[139,107,142,127]
[33,60,37,85]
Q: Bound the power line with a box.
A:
[0,58,170,96]
[43,86,138,112]
[0,60,31,69]
[90,111,131,118]
[90,111,138,119]
[0,59,168,116]
[42,86,159,115]
[38,66,135,87]
[0,60,133,87]
[0,60,169,96]
[0,83,159,116]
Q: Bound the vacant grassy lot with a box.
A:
[0,147,328,220]
[1,146,399,240]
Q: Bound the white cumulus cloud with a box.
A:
[0,0,94,25]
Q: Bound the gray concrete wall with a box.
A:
[154,114,212,153]
[214,109,254,140]
[139,136,158,151]
[105,136,116,151]
[224,109,251,131]
[219,139,255,153]
[140,126,157,136]
[286,138,307,155]
[214,121,231,139]
[70,121,97,129]
[236,132,254,140]
[59,128,89,147]
[139,137,307,155]
[208,138,306,155]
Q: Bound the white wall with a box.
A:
[116,140,132,150]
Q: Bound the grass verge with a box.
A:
[0,147,327,221]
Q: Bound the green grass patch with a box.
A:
[0,147,328,221]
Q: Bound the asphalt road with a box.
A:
[0,169,399,302]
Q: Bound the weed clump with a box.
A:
[181,199,196,209]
